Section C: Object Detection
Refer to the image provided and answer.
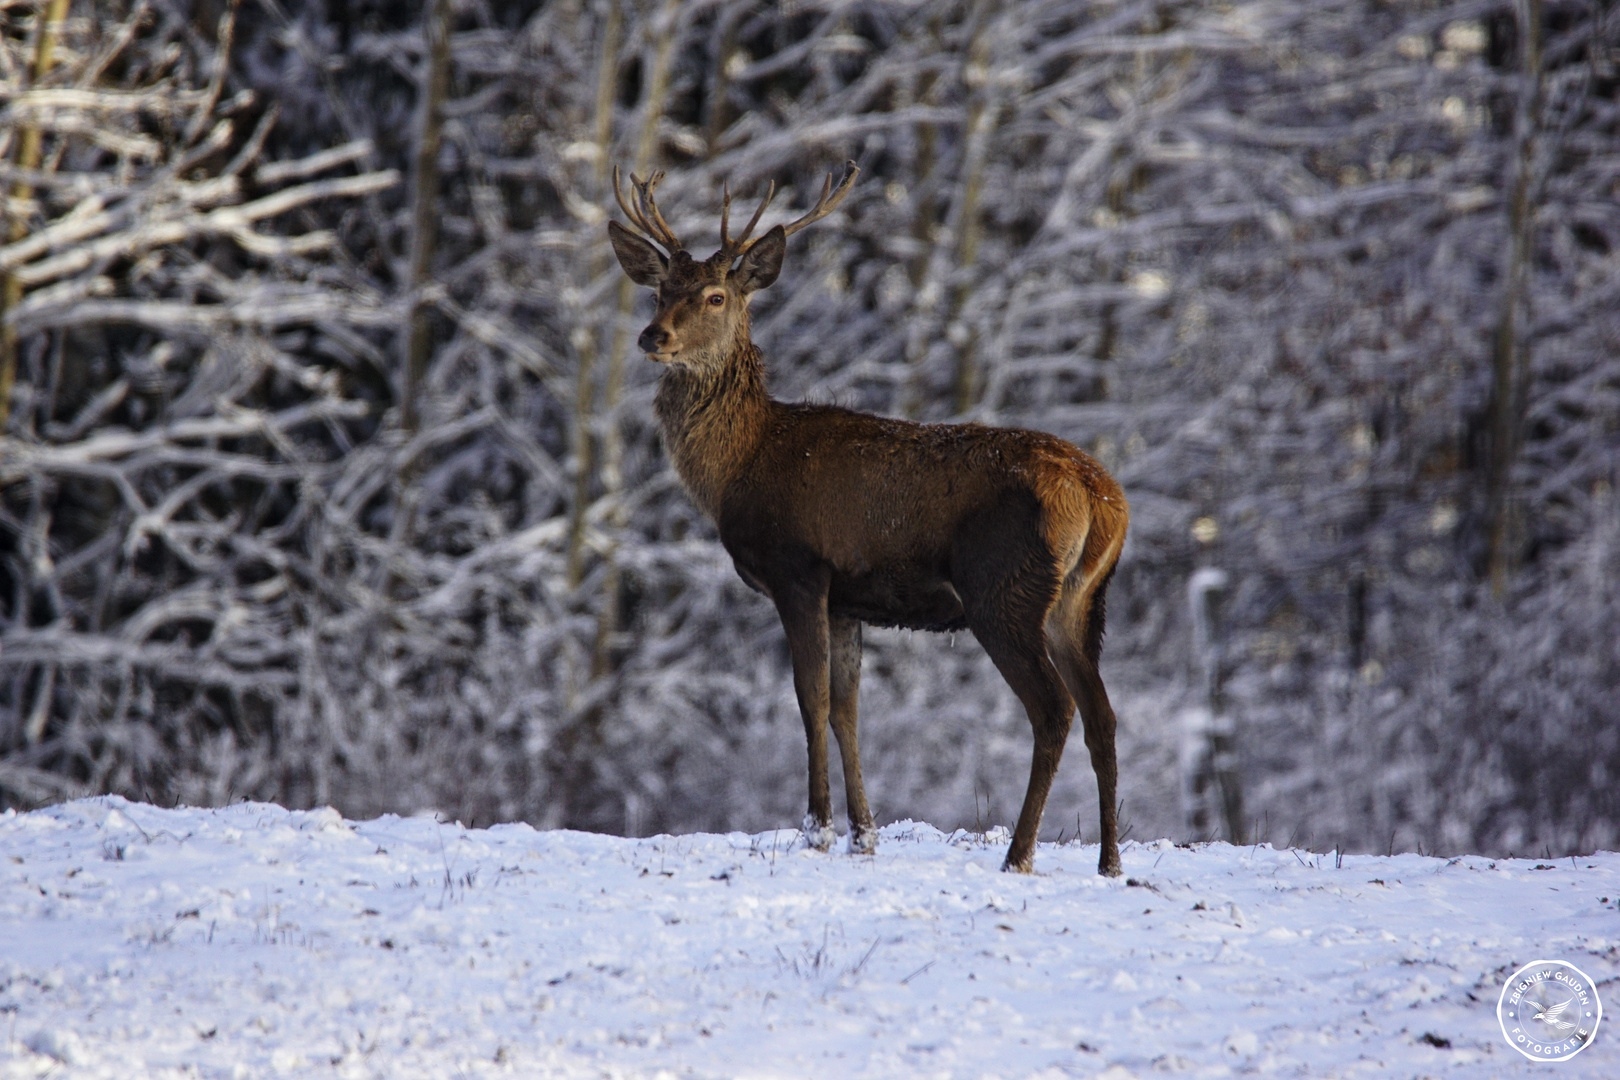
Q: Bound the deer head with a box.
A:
[607,163,860,370]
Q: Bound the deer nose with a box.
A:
[638,325,670,354]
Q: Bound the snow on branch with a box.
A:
[0,0,1614,859]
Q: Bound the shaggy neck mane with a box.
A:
[653,339,771,518]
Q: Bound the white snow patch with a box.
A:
[0,798,1615,1077]
[23,1028,86,1065]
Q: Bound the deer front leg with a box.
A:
[775,571,836,852]
[829,615,877,854]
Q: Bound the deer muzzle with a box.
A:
[638,323,675,358]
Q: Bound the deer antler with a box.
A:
[780,160,861,239]
[612,166,682,254]
[722,161,860,259]
[719,177,777,258]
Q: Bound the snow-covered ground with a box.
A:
[1,798,1615,1079]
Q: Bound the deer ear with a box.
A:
[608,220,668,287]
[731,225,785,294]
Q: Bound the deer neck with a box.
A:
[653,340,772,519]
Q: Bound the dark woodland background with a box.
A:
[1,0,1616,857]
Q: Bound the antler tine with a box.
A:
[613,165,672,254]
[779,160,860,239]
[612,165,642,230]
[719,180,733,250]
[730,179,776,255]
[634,170,682,252]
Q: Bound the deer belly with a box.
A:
[828,568,967,632]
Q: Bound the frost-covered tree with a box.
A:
[2,0,1616,857]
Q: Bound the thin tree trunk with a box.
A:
[589,0,682,677]
[901,0,999,418]
[704,0,744,154]
[554,0,680,828]
[907,13,944,298]
[376,0,451,600]
[547,0,624,831]
[1484,0,1544,596]
[0,0,71,435]
[400,0,451,434]
[1183,568,1246,844]
[564,0,625,590]
[947,17,1001,416]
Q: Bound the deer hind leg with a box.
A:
[976,619,1075,873]
[775,570,836,851]
[953,569,1074,872]
[951,501,1076,873]
[829,615,877,854]
[1047,562,1123,877]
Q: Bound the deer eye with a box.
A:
[706,293,725,307]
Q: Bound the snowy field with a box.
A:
[0,798,1615,1079]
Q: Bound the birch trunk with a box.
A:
[0,0,71,434]
[564,0,624,590]
[588,0,683,678]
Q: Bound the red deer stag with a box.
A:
[607,163,1128,874]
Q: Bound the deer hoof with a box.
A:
[848,826,878,856]
[801,815,836,852]
[1000,851,1036,874]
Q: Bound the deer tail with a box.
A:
[1043,490,1126,695]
